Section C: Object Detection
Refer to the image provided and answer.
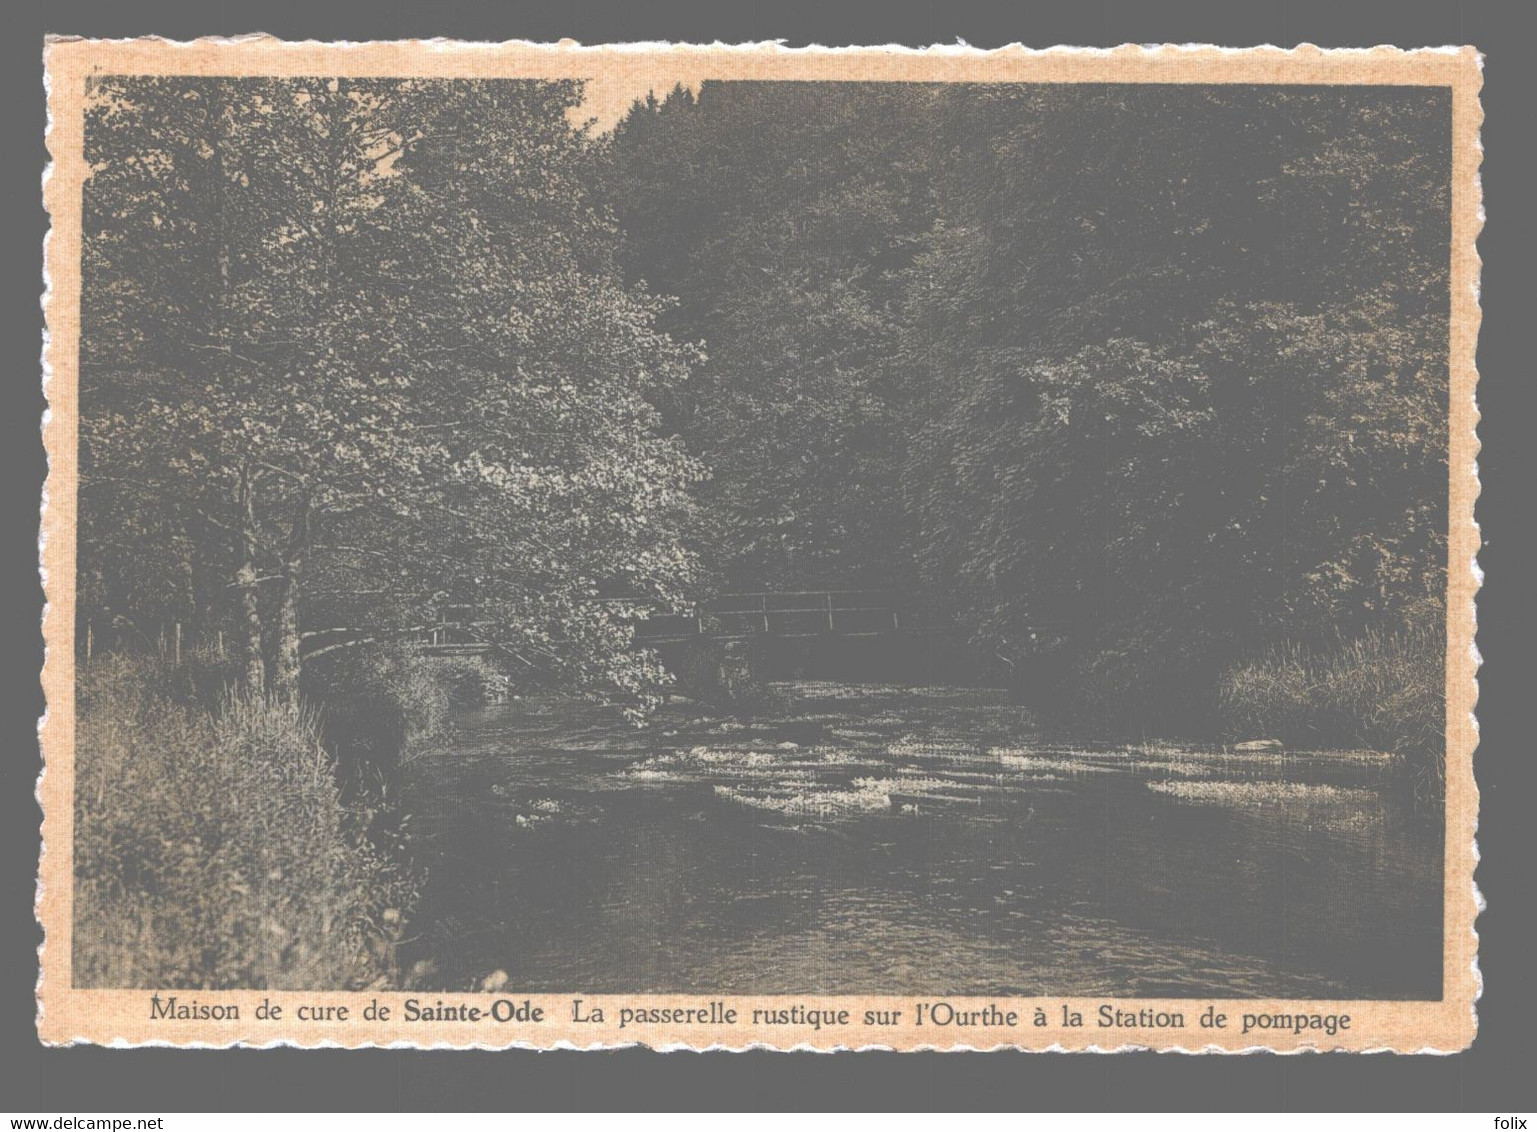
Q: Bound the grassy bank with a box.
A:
[1219,627,1445,800]
[73,647,499,989]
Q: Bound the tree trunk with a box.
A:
[235,558,266,695]
[269,491,311,707]
[270,571,302,706]
[235,467,266,695]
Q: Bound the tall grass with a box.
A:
[1219,626,1445,799]
[74,655,416,989]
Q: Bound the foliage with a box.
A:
[300,646,501,781]
[80,77,700,711]
[428,654,508,707]
[885,86,1452,728]
[74,655,416,989]
[299,645,455,788]
[603,83,942,590]
[605,83,1452,737]
[81,78,1455,742]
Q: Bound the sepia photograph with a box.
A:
[37,39,1481,1051]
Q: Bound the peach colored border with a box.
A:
[39,38,1482,1051]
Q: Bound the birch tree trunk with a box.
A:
[234,467,266,694]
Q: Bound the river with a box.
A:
[398,681,1442,999]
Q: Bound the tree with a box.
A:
[889,85,1451,725]
[80,77,701,713]
[597,82,1450,727]
[602,82,943,590]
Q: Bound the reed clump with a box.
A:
[1219,626,1445,800]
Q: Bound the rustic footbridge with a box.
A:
[413,590,945,656]
[412,591,1063,657]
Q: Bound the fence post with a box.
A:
[174,622,182,666]
[826,592,835,632]
[762,594,770,634]
[85,622,93,662]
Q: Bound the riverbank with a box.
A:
[1219,626,1446,801]
[70,646,498,990]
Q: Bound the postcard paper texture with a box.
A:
[39,38,1481,1051]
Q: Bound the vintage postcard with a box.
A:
[39,38,1481,1051]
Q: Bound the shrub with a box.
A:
[427,654,507,707]
[1219,626,1445,798]
[74,655,415,989]
[301,645,458,789]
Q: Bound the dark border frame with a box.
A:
[6,0,1530,1113]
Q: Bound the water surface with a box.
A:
[400,682,1442,998]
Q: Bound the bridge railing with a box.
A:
[350,592,1067,655]
[632,590,948,641]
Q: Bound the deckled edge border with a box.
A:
[36,37,1485,1054]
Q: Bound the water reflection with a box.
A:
[400,682,1442,998]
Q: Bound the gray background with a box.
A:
[4,0,1530,1113]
